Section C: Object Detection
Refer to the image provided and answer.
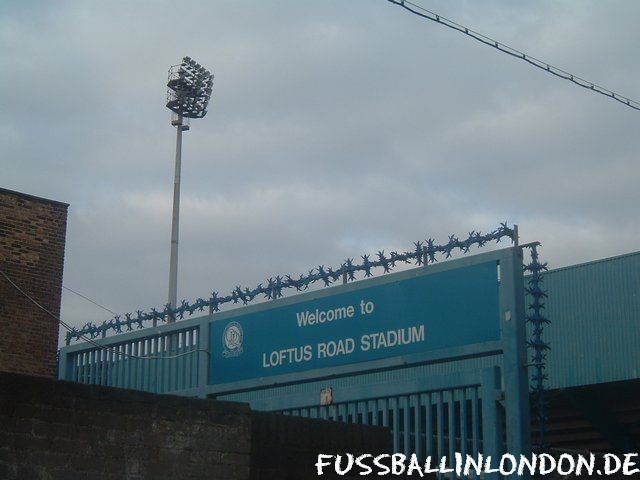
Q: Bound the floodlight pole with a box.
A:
[168,115,189,322]
[165,56,213,323]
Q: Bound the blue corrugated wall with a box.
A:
[541,251,640,389]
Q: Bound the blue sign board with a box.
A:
[209,261,500,384]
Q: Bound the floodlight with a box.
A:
[165,56,214,321]
[166,56,214,119]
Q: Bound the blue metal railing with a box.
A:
[59,319,207,396]
[58,224,548,459]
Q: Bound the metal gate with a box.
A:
[266,368,502,470]
[60,239,533,478]
[209,246,530,477]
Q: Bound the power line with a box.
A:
[387,0,640,112]
[62,285,119,316]
[0,269,208,361]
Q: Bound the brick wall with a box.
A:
[0,372,252,480]
[0,188,68,377]
[0,372,393,480]
[251,411,391,479]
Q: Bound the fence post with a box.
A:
[197,318,210,398]
[481,366,502,480]
[500,247,532,477]
[57,350,68,380]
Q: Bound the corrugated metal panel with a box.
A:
[539,251,640,389]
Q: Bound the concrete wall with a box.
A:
[0,188,68,378]
[0,372,391,480]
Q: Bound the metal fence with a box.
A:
[58,224,548,460]
[60,320,207,396]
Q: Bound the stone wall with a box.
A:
[251,410,390,479]
[0,372,392,480]
[0,188,68,377]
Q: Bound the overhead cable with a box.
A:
[387,0,640,112]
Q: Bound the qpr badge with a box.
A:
[222,321,243,358]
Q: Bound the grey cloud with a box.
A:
[1,1,638,341]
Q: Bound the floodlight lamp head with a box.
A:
[166,56,214,119]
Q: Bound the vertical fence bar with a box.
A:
[423,393,432,459]
[367,400,376,426]
[183,331,189,390]
[100,349,105,385]
[481,368,502,480]
[90,350,96,384]
[118,343,127,388]
[71,354,78,382]
[459,388,467,463]
[412,394,421,460]
[79,352,85,384]
[338,403,347,422]
[132,341,138,389]
[436,391,444,480]
[131,341,138,389]
[149,338,157,393]
[124,343,131,389]
[359,401,368,425]
[118,344,125,388]
[330,404,338,421]
[392,397,399,453]
[191,330,197,390]
[144,339,150,391]
[159,336,166,393]
[447,390,456,478]
[118,344,123,388]
[104,348,110,386]
[184,330,190,390]
[381,398,389,428]
[84,351,90,384]
[402,396,410,457]
[83,351,89,384]
[168,333,175,391]
[348,402,356,423]
[96,350,102,385]
[197,324,208,397]
[138,341,144,391]
[89,350,96,384]
[191,329,198,389]
[176,332,182,391]
[167,334,173,392]
[471,387,479,459]
[173,332,180,391]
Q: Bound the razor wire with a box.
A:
[65,223,516,345]
[523,243,551,451]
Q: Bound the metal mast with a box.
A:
[165,56,213,321]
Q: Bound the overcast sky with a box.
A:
[1,1,639,341]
